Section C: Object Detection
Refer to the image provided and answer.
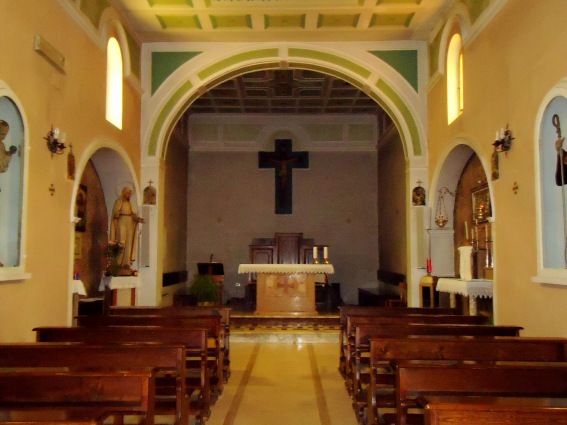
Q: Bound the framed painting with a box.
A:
[472,184,491,222]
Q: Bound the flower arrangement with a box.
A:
[105,241,124,276]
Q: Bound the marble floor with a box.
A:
[204,341,358,425]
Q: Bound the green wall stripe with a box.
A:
[370,50,418,92]
[376,79,421,156]
[198,49,279,80]
[149,80,193,156]
[289,48,371,79]
[152,51,202,94]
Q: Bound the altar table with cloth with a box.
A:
[436,278,493,315]
[238,264,335,314]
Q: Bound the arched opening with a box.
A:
[158,68,407,307]
[431,143,494,318]
[106,37,123,130]
[71,147,142,314]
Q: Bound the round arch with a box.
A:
[142,44,426,164]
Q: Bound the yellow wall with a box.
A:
[428,0,567,336]
[0,1,141,341]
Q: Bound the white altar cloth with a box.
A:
[99,275,140,291]
[437,278,493,298]
[238,264,334,274]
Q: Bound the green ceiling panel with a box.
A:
[80,0,110,28]
[265,14,306,29]
[370,13,414,27]
[210,14,252,29]
[149,80,194,157]
[460,0,489,24]
[125,30,141,79]
[289,48,371,79]
[157,14,202,29]
[376,0,421,4]
[148,0,194,6]
[429,30,442,77]
[198,49,279,80]
[370,50,418,92]
[152,51,202,94]
[317,14,360,28]
[375,78,421,156]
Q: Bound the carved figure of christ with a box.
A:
[258,139,309,214]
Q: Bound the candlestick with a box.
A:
[465,221,469,241]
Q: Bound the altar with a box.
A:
[238,263,335,315]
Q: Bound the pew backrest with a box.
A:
[0,369,156,424]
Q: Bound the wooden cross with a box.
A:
[258,139,309,214]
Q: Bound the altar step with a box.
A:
[229,313,340,343]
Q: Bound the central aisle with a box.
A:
[205,342,358,425]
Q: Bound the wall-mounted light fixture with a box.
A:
[492,124,514,153]
[45,126,66,156]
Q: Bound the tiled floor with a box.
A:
[205,341,358,425]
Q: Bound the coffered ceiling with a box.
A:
[189,69,385,115]
[109,0,454,116]
[110,0,453,43]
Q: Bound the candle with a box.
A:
[313,246,318,259]
[323,246,328,259]
[426,258,432,274]
[465,221,469,241]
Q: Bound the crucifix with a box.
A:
[258,139,309,214]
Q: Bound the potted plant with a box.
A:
[188,273,220,306]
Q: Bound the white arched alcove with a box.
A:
[533,77,567,286]
[68,143,143,321]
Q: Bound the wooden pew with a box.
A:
[0,369,156,425]
[75,314,225,398]
[347,323,523,415]
[0,343,190,425]
[107,305,232,381]
[417,395,567,425]
[367,336,567,424]
[33,326,210,423]
[394,361,567,425]
[338,307,458,376]
[343,314,489,393]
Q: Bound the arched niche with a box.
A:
[0,95,28,281]
[70,146,143,303]
[430,142,493,278]
[535,94,567,284]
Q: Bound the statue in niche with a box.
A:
[412,182,426,206]
[0,120,17,173]
[143,181,156,205]
[109,187,144,275]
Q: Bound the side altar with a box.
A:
[238,264,335,315]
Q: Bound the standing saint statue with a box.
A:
[0,120,17,173]
[109,187,144,274]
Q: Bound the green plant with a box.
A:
[188,273,219,304]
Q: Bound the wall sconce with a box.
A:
[492,124,514,153]
[45,126,66,155]
[434,187,455,228]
